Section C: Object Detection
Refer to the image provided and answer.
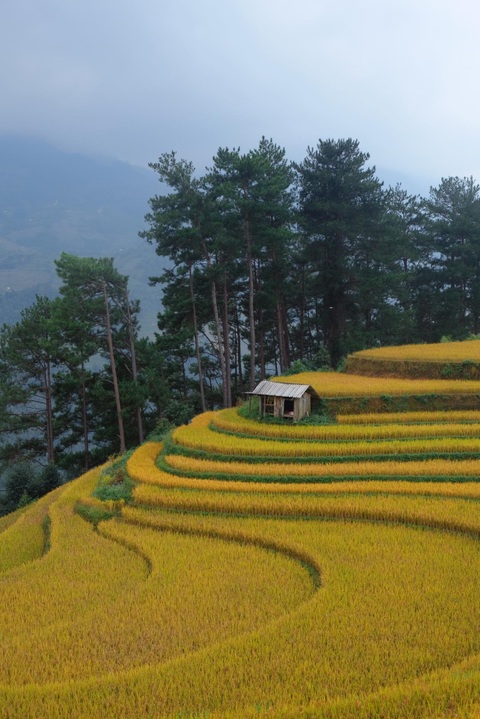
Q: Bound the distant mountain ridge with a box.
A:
[0,135,164,333]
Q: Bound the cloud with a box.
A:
[1,0,480,190]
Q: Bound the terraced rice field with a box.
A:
[4,356,480,718]
[346,338,480,379]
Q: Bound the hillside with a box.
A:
[3,341,480,717]
[0,135,164,333]
[346,338,480,379]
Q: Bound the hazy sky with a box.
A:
[2,0,480,192]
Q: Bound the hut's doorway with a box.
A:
[283,399,294,418]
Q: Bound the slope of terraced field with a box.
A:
[4,348,480,718]
[346,338,480,379]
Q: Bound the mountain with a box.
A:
[0,136,165,333]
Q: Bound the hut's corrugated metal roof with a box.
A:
[250,380,315,398]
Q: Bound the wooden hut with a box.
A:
[248,380,320,422]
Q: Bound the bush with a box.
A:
[27,464,63,500]
[282,348,332,376]
[282,359,313,376]
[146,418,175,441]
[94,453,135,502]
[3,463,38,512]
[0,462,64,515]
[238,396,260,419]
[38,464,62,494]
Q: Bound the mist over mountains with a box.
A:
[0,136,164,333]
[0,135,435,335]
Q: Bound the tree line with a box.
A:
[2,136,480,508]
[143,137,480,396]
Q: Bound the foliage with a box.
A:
[0,253,160,473]
[237,395,260,419]
[0,461,63,516]
[3,462,37,511]
[280,355,332,376]
[94,453,135,502]
[74,500,117,526]
[145,417,175,442]
[295,138,387,366]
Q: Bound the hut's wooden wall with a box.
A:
[259,392,312,422]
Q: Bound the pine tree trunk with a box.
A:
[276,293,287,373]
[222,271,232,407]
[236,307,243,388]
[202,240,228,406]
[103,282,126,453]
[245,218,256,390]
[123,287,144,444]
[81,363,90,471]
[258,318,266,380]
[211,278,228,406]
[44,355,54,464]
[189,264,206,412]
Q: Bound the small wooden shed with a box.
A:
[248,380,320,422]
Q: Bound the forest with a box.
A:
[2,136,480,507]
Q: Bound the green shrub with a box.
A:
[146,418,175,441]
[2,463,37,513]
[238,397,260,419]
[74,501,117,527]
[94,451,135,502]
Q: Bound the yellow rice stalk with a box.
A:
[128,441,480,498]
[6,435,480,717]
[337,410,480,424]
[129,490,480,551]
[5,509,478,718]
[0,486,63,574]
[3,455,480,717]
[213,407,480,439]
[0,506,29,534]
[0,476,312,689]
[164,453,480,477]
[173,421,480,457]
[350,339,480,363]
[274,370,480,396]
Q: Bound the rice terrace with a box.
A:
[6,340,480,718]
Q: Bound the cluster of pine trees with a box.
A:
[144,137,480,396]
[2,136,480,506]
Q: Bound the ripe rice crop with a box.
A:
[163,453,480,480]
[337,409,480,424]
[131,480,480,535]
[0,470,309,688]
[5,506,480,718]
[172,420,480,458]
[8,387,480,718]
[0,488,60,573]
[350,339,480,363]
[273,370,480,396]
[213,407,480,440]
[128,441,480,499]
[345,340,480,379]
[0,506,28,533]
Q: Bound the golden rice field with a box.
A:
[272,370,480,412]
[171,411,480,467]
[213,406,480,440]
[273,369,480,395]
[345,339,480,379]
[351,339,480,363]
[337,410,480,424]
[5,352,480,718]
